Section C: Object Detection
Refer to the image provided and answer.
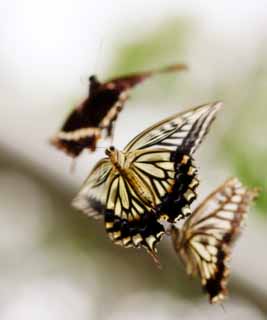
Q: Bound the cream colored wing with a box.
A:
[172,177,259,303]
[72,158,113,219]
[124,102,222,155]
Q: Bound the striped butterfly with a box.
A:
[72,102,222,264]
[170,178,259,303]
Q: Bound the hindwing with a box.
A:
[72,158,113,219]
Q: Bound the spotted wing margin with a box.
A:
[174,177,258,303]
[106,149,176,221]
[124,102,222,154]
[72,158,113,219]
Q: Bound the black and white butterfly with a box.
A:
[72,102,222,264]
[170,177,259,303]
[50,64,187,158]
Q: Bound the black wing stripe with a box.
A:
[124,102,222,153]
[181,104,218,155]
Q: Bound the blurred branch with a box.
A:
[0,143,266,316]
[110,18,190,74]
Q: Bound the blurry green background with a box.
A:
[0,1,266,319]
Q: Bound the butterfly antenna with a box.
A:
[79,70,89,85]
[220,303,226,313]
[109,134,114,146]
[94,146,107,151]
[93,37,104,76]
[80,39,104,86]
[110,123,116,145]
[147,250,162,270]
[70,158,77,174]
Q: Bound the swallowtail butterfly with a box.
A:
[51,64,187,158]
[72,102,222,264]
[170,178,259,303]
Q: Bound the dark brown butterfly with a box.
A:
[51,64,187,158]
[72,102,222,265]
[170,178,259,303]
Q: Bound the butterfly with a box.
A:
[51,63,187,158]
[72,102,222,265]
[170,177,259,303]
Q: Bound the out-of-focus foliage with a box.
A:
[222,142,267,215]
[109,18,192,102]
[218,50,267,216]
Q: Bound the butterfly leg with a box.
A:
[69,158,77,174]
[107,121,114,138]
[106,121,116,146]
[145,247,162,269]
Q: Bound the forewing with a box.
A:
[104,63,187,91]
[124,102,222,154]
[172,178,258,303]
[72,158,113,219]
[130,149,176,205]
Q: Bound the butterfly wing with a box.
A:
[50,80,128,157]
[51,64,187,158]
[124,102,222,155]
[72,151,167,263]
[104,63,187,90]
[92,64,188,139]
[103,149,199,265]
[103,149,198,223]
[72,158,113,219]
[73,148,197,263]
[171,178,259,303]
[103,149,175,262]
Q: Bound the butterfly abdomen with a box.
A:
[157,153,199,223]
[125,169,155,207]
